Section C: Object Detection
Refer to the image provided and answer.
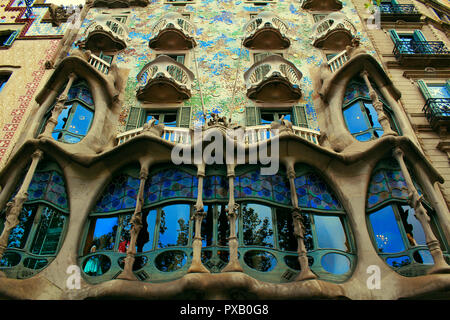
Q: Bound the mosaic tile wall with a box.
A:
[76,0,378,133]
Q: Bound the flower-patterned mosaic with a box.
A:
[27,170,69,211]
[74,0,378,132]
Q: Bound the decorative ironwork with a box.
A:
[379,4,419,15]
[393,41,450,58]
[422,98,450,128]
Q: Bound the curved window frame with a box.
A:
[0,162,69,278]
[342,78,401,142]
[39,80,95,144]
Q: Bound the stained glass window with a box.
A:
[234,169,290,205]
[144,168,198,205]
[203,175,229,201]
[295,172,343,211]
[93,174,140,213]
[27,170,69,212]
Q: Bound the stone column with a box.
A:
[117,166,148,280]
[0,150,44,260]
[39,73,77,138]
[286,162,317,281]
[360,70,397,137]
[393,147,450,274]
[222,164,243,272]
[187,163,210,273]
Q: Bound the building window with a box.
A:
[40,79,95,144]
[125,106,192,131]
[246,105,308,128]
[342,76,399,142]
[0,72,11,92]
[418,79,450,127]
[0,161,69,277]
[366,158,449,276]
[0,30,19,48]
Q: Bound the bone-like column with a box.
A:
[40,73,77,138]
[187,163,210,273]
[393,147,450,274]
[286,162,317,281]
[117,166,148,280]
[222,163,243,272]
[0,150,44,260]
[360,70,397,137]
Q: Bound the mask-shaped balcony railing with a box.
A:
[243,12,290,50]
[379,4,421,22]
[393,40,450,67]
[149,13,196,50]
[136,55,195,103]
[300,0,342,11]
[422,98,450,130]
[311,13,356,50]
[244,54,303,103]
[81,17,129,52]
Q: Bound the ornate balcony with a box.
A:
[243,12,290,50]
[393,40,450,67]
[136,55,195,103]
[379,4,421,22]
[79,16,128,53]
[423,98,450,131]
[244,54,302,103]
[311,13,356,50]
[149,13,196,50]
[300,0,342,11]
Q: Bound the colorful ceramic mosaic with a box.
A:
[295,172,343,211]
[367,166,409,210]
[234,170,291,205]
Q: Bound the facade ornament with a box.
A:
[48,5,79,27]
[141,117,165,138]
[393,147,450,274]
[345,36,365,58]
[270,114,293,135]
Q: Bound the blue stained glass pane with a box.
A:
[158,204,190,248]
[55,106,71,131]
[344,102,369,134]
[355,132,372,142]
[369,206,405,253]
[79,86,94,106]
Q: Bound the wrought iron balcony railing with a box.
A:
[393,40,450,57]
[422,98,450,128]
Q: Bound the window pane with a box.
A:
[31,207,66,255]
[363,102,382,129]
[314,215,349,252]
[67,105,93,136]
[7,206,36,249]
[200,205,213,247]
[261,113,274,124]
[90,217,119,251]
[369,206,405,253]
[141,209,157,252]
[158,204,190,248]
[355,132,372,142]
[398,205,426,246]
[217,205,230,246]
[118,214,132,253]
[146,114,160,124]
[54,105,71,131]
[163,113,177,127]
[276,207,297,251]
[343,102,369,134]
[242,203,274,248]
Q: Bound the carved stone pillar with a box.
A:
[286,163,317,281]
[222,164,243,272]
[360,70,397,137]
[39,73,77,138]
[0,150,44,261]
[393,147,450,274]
[117,167,148,280]
[187,164,210,273]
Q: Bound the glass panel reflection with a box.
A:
[83,254,111,276]
[155,250,187,272]
[242,203,274,248]
[89,217,119,251]
[343,102,368,134]
[276,208,297,251]
[398,205,426,247]
[314,215,349,252]
[158,204,190,248]
[386,256,411,268]
[31,207,66,255]
[369,206,405,253]
[141,209,157,252]
[8,206,36,249]
[321,253,350,274]
[244,250,277,272]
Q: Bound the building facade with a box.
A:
[0,0,449,300]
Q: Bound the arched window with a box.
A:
[342,76,399,142]
[40,80,95,144]
[233,165,354,283]
[0,161,69,279]
[366,158,449,276]
[81,164,198,283]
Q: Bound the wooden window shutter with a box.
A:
[125,106,142,131]
[245,106,260,126]
[292,105,308,128]
[178,106,191,128]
